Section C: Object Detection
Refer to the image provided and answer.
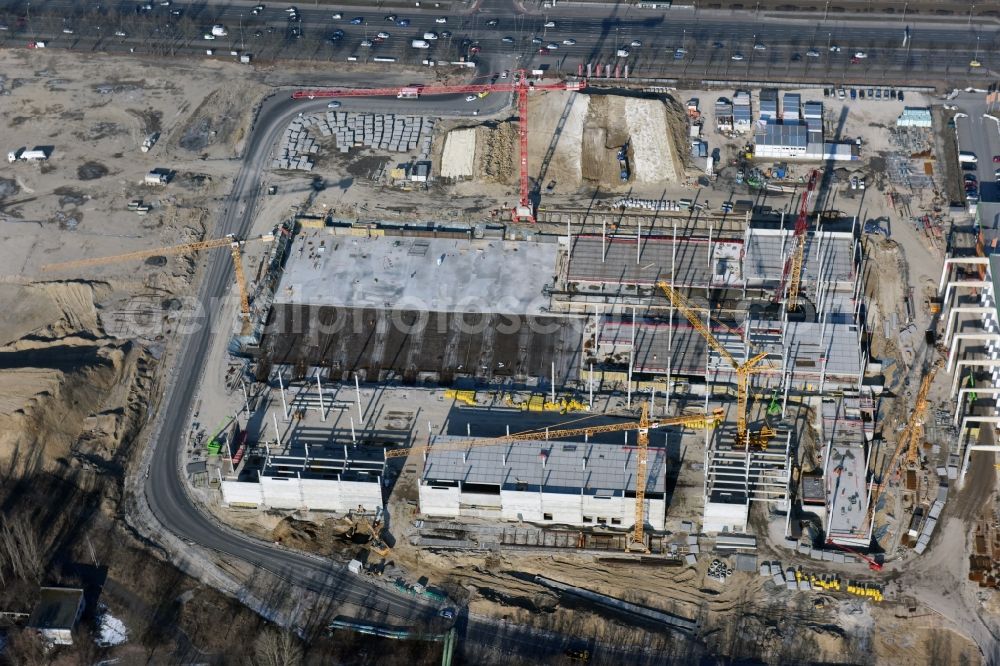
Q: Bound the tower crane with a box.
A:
[388,406,724,552]
[292,70,585,224]
[657,281,774,449]
[774,169,820,311]
[41,231,280,319]
[863,358,940,537]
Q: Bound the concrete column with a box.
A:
[944,307,994,346]
[316,371,325,422]
[277,370,289,421]
[272,413,281,449]
[354,374,363,422]
[949,333,1000,373]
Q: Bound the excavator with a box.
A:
[348,506,390,557]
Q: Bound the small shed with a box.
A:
[28,587,85,646]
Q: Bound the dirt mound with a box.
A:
[474,122,517,184]
[0,281,155,476]
[271,516,354,555]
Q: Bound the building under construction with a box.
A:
[253,215,872,537]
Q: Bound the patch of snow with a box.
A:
[95,605,128,647]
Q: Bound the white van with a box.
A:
[423,31,438,40]
[411,39,429,48]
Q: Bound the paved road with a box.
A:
[143,91,441,625]
[3,0,999,82]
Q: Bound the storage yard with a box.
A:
[2,43,999,665]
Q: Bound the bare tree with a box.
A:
[3,628,47,666]
[0,514,42,586]
[253,628,304,666]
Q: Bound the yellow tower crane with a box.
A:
[865,358,941,536]
[41,232,278,319]
[387,406,724,553]
[657,281,773,449]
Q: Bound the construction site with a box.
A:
[4,45,995,663]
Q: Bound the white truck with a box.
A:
[959,151,978,164]
[8,147,47,162]
[411,39,429,49]
[423,31,438,40]
[211,24,228,37]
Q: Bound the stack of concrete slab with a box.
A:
[272,116,316,171]
[320,111,434,156]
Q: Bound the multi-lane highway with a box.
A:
[2,0,998,81]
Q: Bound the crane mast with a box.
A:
[778,169,819,311]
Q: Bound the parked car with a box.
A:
[502,36,514,43]
[544,20,555,27]
[327,101,341,108]
[806,49,820,57]
[465,94,477,102]
[630,39,642,47]
[562,38,576,45]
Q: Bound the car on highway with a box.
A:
[203,33,215,40]
[439,608,455,620]
[384,14,396,21]
[562,38,576,45]
[436,17,447,23]
[465,94,477,102]
[424,32,438,40]
[441,30,451,37]
[630,39,642,47]
[854,51,867,59]
[674,48,686,59]
[332,12,342,19]
[115,30,127,36]
[753,43,765,50]
[62,27,74,34]
[285,6,297,12]
[350,17,364,24]
[170,8,182,16]
[531,36,542,44]
[538,47,550,54]
[396,18,410,26]
[327,101,341,108]
[377,31,390,38]
[790,53,801,61]
[251,4,264,14]
[971,59,982,68]
[487,19,498,26]
[331,29,344,39]
[616,48,629,57]
[501,70,508,78]
[994,168,1000,179]
[546,42,559,49]
[675,47,687,55]
[829,45,841,52]
[713,41,724,48]
[502,36,514,43]
[360,39,373,46]
[544,20,556,27]
[731,53,744,61]
[806,49,820,57]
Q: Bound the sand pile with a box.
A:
[0,281,153,475]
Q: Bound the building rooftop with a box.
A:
[422,435,668,495]
[28,587,84,631]
[755,121,809,148]
[275,233,558,315]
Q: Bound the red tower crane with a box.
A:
[292,70,584,223]
[773,169,819,310]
